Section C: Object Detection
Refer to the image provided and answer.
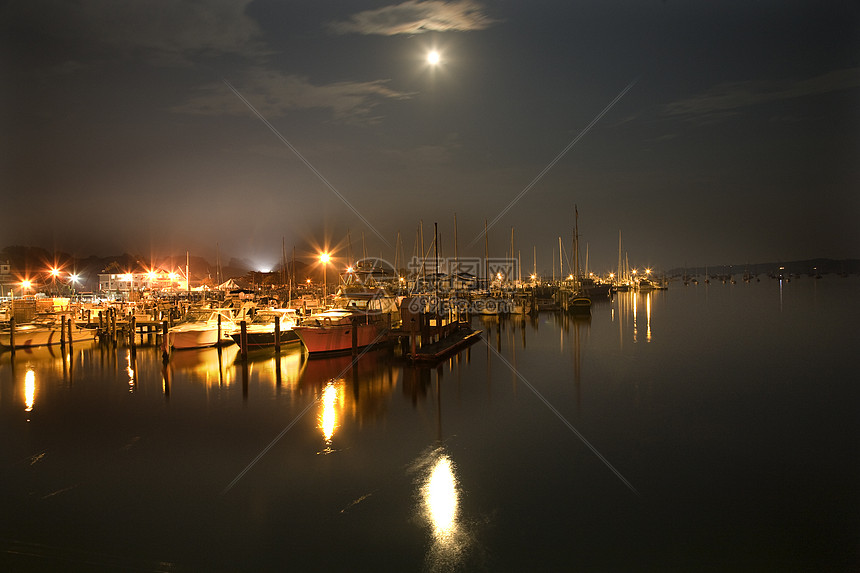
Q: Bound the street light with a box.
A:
[21,279,31,297]
[69,274,80,296]
[49,268,60,296]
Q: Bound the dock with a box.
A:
[406,326,482,364]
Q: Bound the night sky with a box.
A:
[3,1,858,274]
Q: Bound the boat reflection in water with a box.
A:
[411,445,471,571]
[300,349,401,446]
[168,344,242,387]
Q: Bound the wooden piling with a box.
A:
[61,315,66,347]
[217,313,222,345]
[274,315,281,353]
[409,317,416,360]
[67,316,74,349]
[240,320,248,361]
[161,319,169,363]
[129,316,136,348]
[9,317,15,354]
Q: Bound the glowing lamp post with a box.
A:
[21,279,31,297]
[49,268,60,296]
[69,274,80,296]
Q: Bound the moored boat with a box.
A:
[292,288,399,355]
[0,318,95,349]
[168,308,240,350]
[230,308,300,349]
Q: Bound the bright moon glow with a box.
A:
[427,50,440,65]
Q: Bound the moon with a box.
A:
[427,50,440,65]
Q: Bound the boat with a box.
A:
[229,308,300,349]
[0,317,96,349]
[580,276,612,298]
[168,307,243,350]
[471,292,512,315]
[565,205,592,315]
[292,288,399,355]
[568,295,592,314]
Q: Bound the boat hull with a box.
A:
[168,327,234,350]
[0,324,95,349]
[230,328,301,349]
[293,322,383,355]
[569,297,592,314]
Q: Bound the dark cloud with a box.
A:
[327,0,498,36]
[171,70,414,124]
[663,67,860,122]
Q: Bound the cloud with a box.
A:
[327,0,498,36]
[90,0,270,65]
[171,69,414,124]
[663,67,860,122]
[15,0,268,67]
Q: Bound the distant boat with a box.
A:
[471,293,512,315]
[569,295,592,314]
[230,308,300,349]
[580,276,612,298]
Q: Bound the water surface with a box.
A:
[1,277,857,571]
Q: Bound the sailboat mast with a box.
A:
[216,242,221,287]
[484,219,489,289]
[282,237,287,287]
[574,205,580,287]
[453,213,459,277]
[434,222,439,297]
[420,221,425,285]
[558,236,563,281]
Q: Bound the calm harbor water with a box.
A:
[1,277,857,572]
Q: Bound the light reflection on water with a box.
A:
[319,380,343,453]
[24,368,35,413]
[411,445,471,571]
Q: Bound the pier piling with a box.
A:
[240,320,248,361]
[274,316,281,353]
[161,320,169,363]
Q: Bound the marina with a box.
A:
[1,276,856,571]
[4,1,857,569]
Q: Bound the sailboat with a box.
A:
[568,206,592,314]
